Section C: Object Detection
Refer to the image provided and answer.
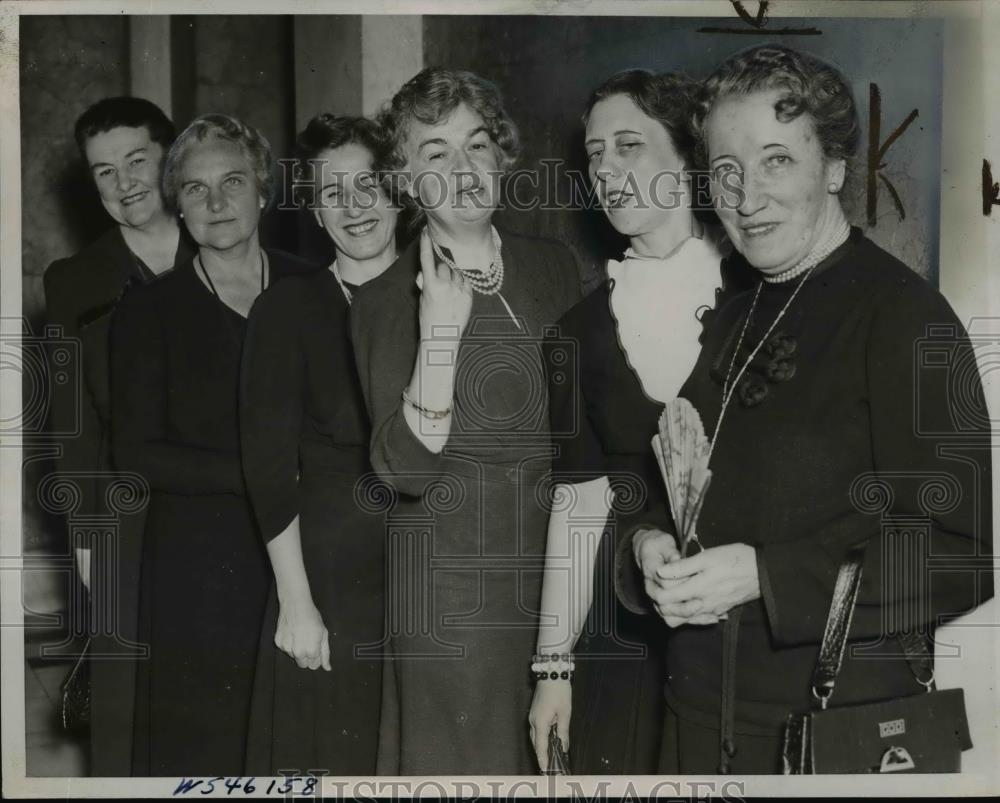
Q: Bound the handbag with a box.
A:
[60,638,91,733]
[543,723,571,775]
[782,545,972,774]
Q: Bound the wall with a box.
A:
[19,16,130,327]
[423,15,944,289]
[19,15,297,333]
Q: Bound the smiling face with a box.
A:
[84,125,167,229]
[175,137,263,252]
[585,93,688,239]
[312,142,398,265]
[705,88,845,276]
[401,103,500,229]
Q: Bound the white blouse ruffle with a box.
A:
[607,235,724,404]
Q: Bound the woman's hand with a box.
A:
[652,543,760,623]
[416,229,473,342]
[528,680,571,773]
[274,598,331,671]
[634,529,723,627]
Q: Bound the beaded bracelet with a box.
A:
[401,388,451,420]
[531,652,575,682]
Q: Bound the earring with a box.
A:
[179,212,184,219]
[828,182,840,193]
[259,199,265,209]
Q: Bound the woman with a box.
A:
[528,70,751,774]
[111,113,315,776]
[44,96,195,776]
[240,114,398,775]
[619,45,993,773]
[350,67,581,775]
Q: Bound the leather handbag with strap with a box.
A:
[782,544,972,773]
[60,638,91,733]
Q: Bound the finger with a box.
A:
[649,575,702,605]
[556,715,570,753]
[654,594,703,619]
[321,631,332,672]
[419,229,435,283]
[653,572,703,598]
[452,268,470,294]
[656,551,708,581]
[531,727,548,773]
[415,271,424,291]
[672,598,705,618]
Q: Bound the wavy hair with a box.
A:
[161,113,274,210]
[692,45,860,170]
[583,69,699,167]
[376,68,520,222]
[293,113,389,208]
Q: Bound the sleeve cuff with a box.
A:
[614,521,660,617]
[755,544,780,639]
[371,408,449,497]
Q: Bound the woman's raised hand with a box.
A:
[274,598,332,672]
[416,228,473,342]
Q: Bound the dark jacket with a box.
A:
[43,223,195,776]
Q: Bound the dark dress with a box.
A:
[44,225,195,776]
[350,229,581,775]
[546,259,752,774]
[615,229,994,773]
[241,269,383,775]
[110,250,315,776]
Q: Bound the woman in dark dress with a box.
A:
[241,114,398,775]
[619,45,993,773]
[529,70,749,774]
[44,97,195,776]
[111,114,314,776]
[350,68,581,775]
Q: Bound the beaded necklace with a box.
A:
[330,260,353,305]
[430,225,504,295]
[429,226,522,330]
[708,222,849,459]
[760,219,850,284]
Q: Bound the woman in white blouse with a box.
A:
[528,69,747,774]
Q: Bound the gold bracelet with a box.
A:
[401,388,452,420]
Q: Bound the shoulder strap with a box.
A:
[811,544,937,708]
[811,545,867,707]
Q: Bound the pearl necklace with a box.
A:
[430,226,505,296]
[330,260,352,305]
[761,220,850,284]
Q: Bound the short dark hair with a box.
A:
[583,69,699,167]
[294,114,387,207]
[162,113,274,210]
[692,44,860,169]
[74,96,176,157]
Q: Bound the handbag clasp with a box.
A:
[879,746,916,773]
[811,684,834,710]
